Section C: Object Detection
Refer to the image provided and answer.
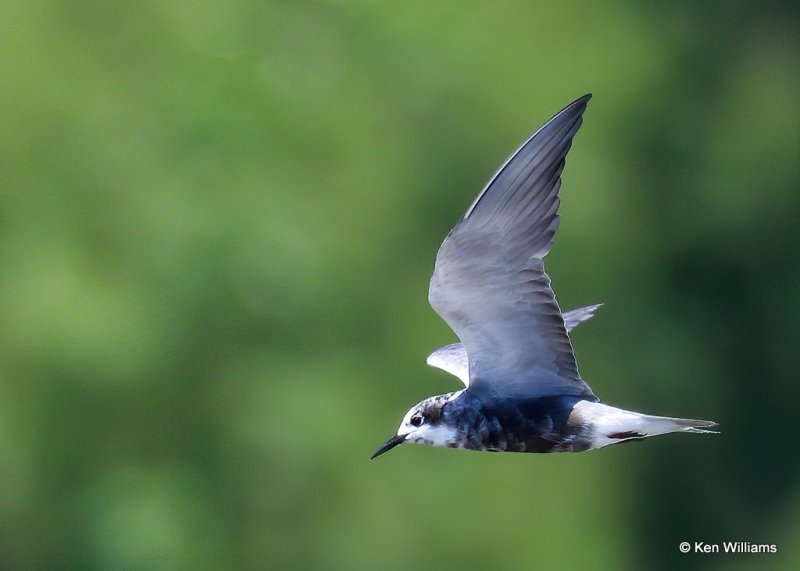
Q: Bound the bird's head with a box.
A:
[370,393,459,459]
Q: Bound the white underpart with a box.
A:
[406,423,460,447]
[572,401,645,449]
[572,400,717,450]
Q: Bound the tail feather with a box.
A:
[572,402,719,450]
[642,415,720,436]
[667,417,720,435]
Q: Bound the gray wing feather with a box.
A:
[426,304,602,386]
[563,303,602,331]
[429,95,596,400]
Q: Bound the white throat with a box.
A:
[404,422,460,448]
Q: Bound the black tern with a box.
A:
[372,94,718,459]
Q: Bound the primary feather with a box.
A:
[428,95,595,400]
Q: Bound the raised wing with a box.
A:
[426,304,602,386]
[428,95,596,400]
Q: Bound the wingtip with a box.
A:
[462,92,593,221]
[551,94,592,122]
[568,93,592,108]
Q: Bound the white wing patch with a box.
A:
[426,343,469,387]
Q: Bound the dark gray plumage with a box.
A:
[372,96,718,460]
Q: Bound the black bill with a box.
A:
[370,433,406,460]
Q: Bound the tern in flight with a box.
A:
[372,94,718,459]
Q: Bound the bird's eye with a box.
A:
[410,415,423,427]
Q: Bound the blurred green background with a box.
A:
[1,1,798,570]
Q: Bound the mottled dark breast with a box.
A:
[443,393,594,453]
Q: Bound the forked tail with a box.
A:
[573,401,720,449]
[627,413,720,440]
[650,415,720,435]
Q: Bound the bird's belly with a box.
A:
[464,429,590,454]
[456,396,594,453]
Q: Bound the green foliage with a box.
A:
[0,1,798,569]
